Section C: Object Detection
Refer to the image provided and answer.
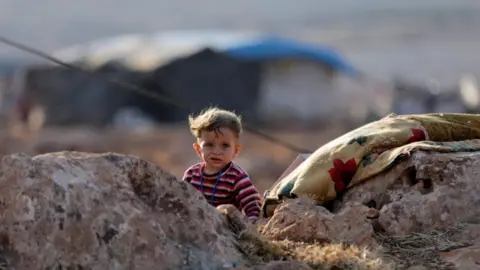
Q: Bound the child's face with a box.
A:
[193,127,242,172]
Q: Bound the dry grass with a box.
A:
[224,207,475,270]
[374,223,471,270]
[274,241,391,270]
[236,228,393,270]
[223,212,393,270]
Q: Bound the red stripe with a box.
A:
[190,174,237,185]
[190,172,241,182]
[189,186,233,198]
[189,179,234,191]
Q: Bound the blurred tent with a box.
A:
[5,30,361,129]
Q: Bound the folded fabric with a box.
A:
[262,113,480,217]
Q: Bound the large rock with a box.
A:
[333,151,480,236]
[0,151,244,270]
[261,197,377,246]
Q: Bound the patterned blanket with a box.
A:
[262,113,480,217]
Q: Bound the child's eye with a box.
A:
[222,143,230,148]
[204,143,213,147]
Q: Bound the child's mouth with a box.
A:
[210,157,222,162]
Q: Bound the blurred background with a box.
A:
[0,0,480,192]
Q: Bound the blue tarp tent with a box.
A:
[223,36,359,77]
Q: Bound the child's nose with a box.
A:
[212,146,223,154]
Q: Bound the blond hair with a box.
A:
[188,107,243,138]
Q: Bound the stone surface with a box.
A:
[450,224,480,244]
[261,197,376,246]
[0,151,244,270]
[440,245,480,270]
[333,151,480,236]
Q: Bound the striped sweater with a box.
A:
[182,162,262,218]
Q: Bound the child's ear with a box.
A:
[235,145,243,155]
[193,143,202,157]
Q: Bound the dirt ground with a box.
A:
[0,123,350,193]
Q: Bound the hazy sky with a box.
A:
[1,0,480,83]
[0,1,478,49]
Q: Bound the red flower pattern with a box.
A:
[328,158,357,194]
[407,128,426,144]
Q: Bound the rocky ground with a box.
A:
[0,125,478,269]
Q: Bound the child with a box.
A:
[182,107,262,220]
